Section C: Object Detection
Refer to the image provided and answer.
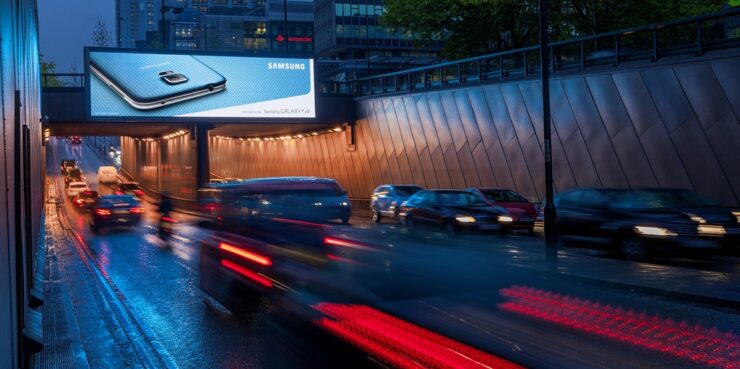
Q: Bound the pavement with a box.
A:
[37,138,740,369]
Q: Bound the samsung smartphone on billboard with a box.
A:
[86,48,316,120]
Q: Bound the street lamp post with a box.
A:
[539,0,557,264]
[283,0,289,53]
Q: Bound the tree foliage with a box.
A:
[381,0,724,59]
[92,18,113,47]
[40,54,63,87]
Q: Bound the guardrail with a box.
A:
[350,7,740,97]
[41,73,84,88]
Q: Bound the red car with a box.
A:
[470,188,537,232]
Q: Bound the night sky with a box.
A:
[38,0,115,73]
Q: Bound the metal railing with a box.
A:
[41,73,84,88]
[351,7,740,97]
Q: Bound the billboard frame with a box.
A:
[84,47,320,124]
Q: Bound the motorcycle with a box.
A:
[158,215,178,244]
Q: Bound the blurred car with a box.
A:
[217,177,352,225]
[370,184,424,222]
[89,195,144,234]
[555,188,740,260]
[60,159,78,174]
[197,186,223,216]
[470,188,538,232]
[73,190,100,209]
[69,136,82,144]
[64,168,85,186]
[97,166,118,184]
[66,182,90,197]
[398,189,508,234]
[115,181,145,198]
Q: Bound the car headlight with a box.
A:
[497,215,514,223]
[686,213,706,224]
[698,224,726,236]
[733,211,740,223]
[313,202,323,206]
[633,225,677,237]
[260,199,271,206]
[455,215,476,223]
[340,201,349,207]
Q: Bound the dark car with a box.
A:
[398,189,509,235]
[555,188,740,260]
[217,177,352,225]
[470,188,538,232]
[69,136,82,144]
[60,159,77,174]
[73,190,100,209]
[64,168,85,186]
[370,184,424,222]
[115,182,145,198]
[90,195,144,233]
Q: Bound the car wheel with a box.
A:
[372,208,381,223]
[444,221,457,237]
[90,224,99,234]
[341,217,350,225]
[619,236,647,261]
[405,216,417,235]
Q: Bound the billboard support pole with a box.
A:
[194,125,211,190]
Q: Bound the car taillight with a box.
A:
[95,209,111,216]
[115,191,123,195]
[74,199,83,204]
[134,190,144,196]
[129,207,144,214]
[219,242,272,266]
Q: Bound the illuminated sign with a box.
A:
[275,35,313,43]
[87,48,316,120]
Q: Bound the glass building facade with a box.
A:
[118,0,312,54]
[314,0,443,81]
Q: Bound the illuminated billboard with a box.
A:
[87,49,316,120]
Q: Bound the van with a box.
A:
[97,166,118,184]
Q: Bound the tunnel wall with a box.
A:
[121,136,197,200]
[210,53,740,206]
[0,0,45,367]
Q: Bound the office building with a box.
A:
[313,0,443,81]
[116,0,314,54]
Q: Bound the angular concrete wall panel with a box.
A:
[199,55,740,206]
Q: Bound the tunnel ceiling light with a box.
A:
[332,127,343,132]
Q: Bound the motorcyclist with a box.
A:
[158,192,173,217]
[157,193,174,240]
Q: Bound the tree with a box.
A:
[381,0,724,59]
[91,18,113,47]
[40,54,62,87]
[557,0,723,36]
[381,0,539,59]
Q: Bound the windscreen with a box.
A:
[482,190,529,203]
[437,192,487,207]
[606,190,719,209]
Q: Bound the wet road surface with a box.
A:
[46,138,740,369]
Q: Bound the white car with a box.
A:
[97,166,118,184]
[67,181,90,197]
